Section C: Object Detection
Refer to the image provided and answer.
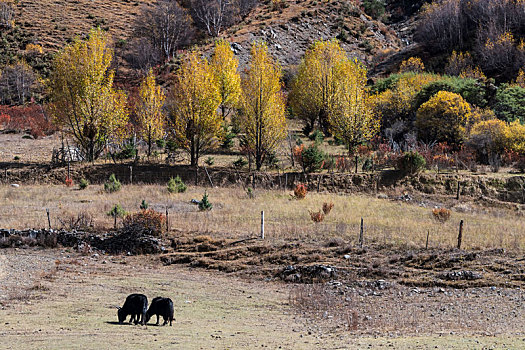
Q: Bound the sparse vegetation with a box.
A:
[107,204,126,219]
[79,178,89,190]
[167,176,187,193]
[122,209,165,237]
[104,174,122,193]
[198,191,213,211]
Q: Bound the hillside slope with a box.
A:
[220,0,402,68]
[16,0,155,51]
[9,0,404,71]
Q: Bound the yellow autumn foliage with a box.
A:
[49,28,129,162]
[211,40,241,119]
[469,119,525,155]
[25,43,44,55]
[399,57,425,73]
[416,91,472,145]
[371,72,439,123]
[328,59,380,153]
[289,39,348,133]
[238,41,286,171]
[170,51,222,166]
[469,119,509,154]
[506,120,525,154]
[516,69,525,88]
[136,69,166,156]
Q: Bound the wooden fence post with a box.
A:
[359,217,364,248]
[317,175,322,193]
[425,230,430,250]
[204,166,214,187]
[456,182,461,200]
[457,220,464,249]
[129,165,133,185]
[46,209,51,230]
[261,211,265,239]
[194,167,198,186]
[166,207,169,233]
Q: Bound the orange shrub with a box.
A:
[65,176,73,187]
[294,183,307,199]
[322,202,334,215]
[432,208,451,224]
[309,210,325,223]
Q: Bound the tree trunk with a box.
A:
[190,138,196,166]
[255,152,263,171]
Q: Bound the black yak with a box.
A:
[117,294,148,325]
[145,297,174,326]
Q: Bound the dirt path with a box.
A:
[1,249,525,349]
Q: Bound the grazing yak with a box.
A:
[117,294,148,325]
[146,297,174,326]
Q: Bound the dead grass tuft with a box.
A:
[289,283,359,331]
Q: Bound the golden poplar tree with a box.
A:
[49,28,128,162]
[289,39,347,134]
[329,59,380,154]
[238,41,286,171]
[136,69,166,157]
[170,51,222,166]
[211,39,241,119]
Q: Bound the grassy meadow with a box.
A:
[0,183,523,251]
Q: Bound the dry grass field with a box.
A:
[0,183,523,251]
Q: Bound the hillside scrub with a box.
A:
[415,0,525,81]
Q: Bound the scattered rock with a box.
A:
[231,42,243,54]
[397,194,412,201]
[10,184,19,188]
[440,270,483,281]
[277,265,337,283]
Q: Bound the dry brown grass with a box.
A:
[15,0,155,51]
[0,183,523,250]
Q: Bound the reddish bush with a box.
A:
[309,210,325,223]
[65,176,73,187]
[322,202,334,215]
[0,113,10,127]
[0,105,56,138]
[432,208,451,224]
[122,209,166,237]
[456,145,477,170]
[294,183,307,199]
